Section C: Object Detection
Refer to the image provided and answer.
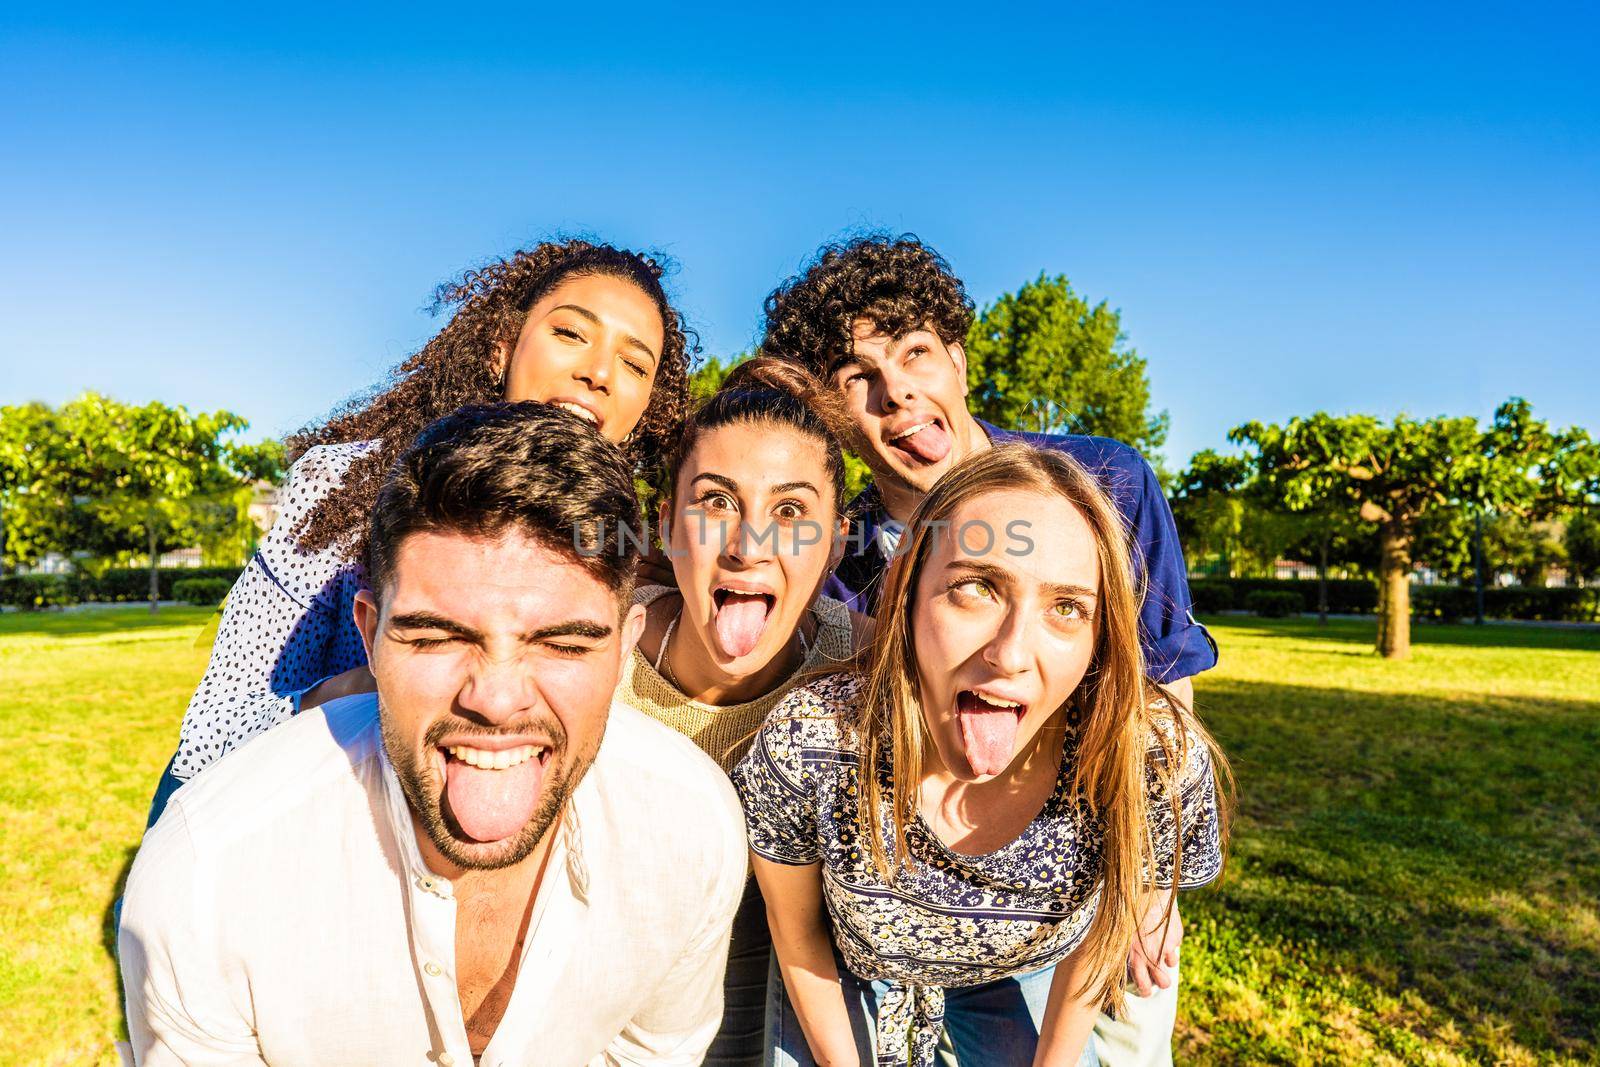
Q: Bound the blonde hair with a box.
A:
[855,443,1230,1011]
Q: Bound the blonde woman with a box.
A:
[618,357,866,1065]
[733,444,1229,1067]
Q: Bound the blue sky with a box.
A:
[2,3,1596,468]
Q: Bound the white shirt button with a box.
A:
[424,961,443,977]
[438,1053,455,1066]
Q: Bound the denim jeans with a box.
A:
[704,877,773,1066]
[766,954,1100,1067]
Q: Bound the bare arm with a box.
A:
[751,854,862,1067]
[1031,943,1102,1067]
[297,663,376,711]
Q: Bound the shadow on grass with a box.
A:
[1193,675,1600,1060]
[1202,614,1600,653]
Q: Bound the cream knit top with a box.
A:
[617,585,855,772]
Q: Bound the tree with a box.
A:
[1173,448,1374,622]
[965,274,1169,459]
[1567,509,1600,585]
[1232,399,1594,659]
[689,352,745,402]
[0,402,73,574]
[0,394,283,610]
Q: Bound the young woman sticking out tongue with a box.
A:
[732,444,1231,1067]
[616,357,866,1067]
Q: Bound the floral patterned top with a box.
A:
[730,671,1222,1066]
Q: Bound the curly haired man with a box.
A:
[760,233,1217,1067]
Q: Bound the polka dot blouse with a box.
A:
[169,442,375,782]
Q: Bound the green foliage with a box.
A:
[1190,576,1595,622]
[965,274,1168,457]
[1411,584,1600,623]
[1244,589,1305,617]
[688,351,747,401]
[171,577,232,606]
[0,567,244,609]
[0,395,281,606]
[1173,450,1375,580]
[1565,508,1600,584]
[1186,579,1236,613]
[1229,399,1598,657]
[0,573,72,610]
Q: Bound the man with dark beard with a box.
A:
[119,403,746,1066]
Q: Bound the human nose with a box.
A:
[872,364,917,414]
[725,516,778,565]
[981,604,1036,678]
[455,652,536,726]
[572,341,614,393]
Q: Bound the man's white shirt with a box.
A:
[119,693,748,1067]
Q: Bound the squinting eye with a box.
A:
[624,359,649,378]
[405,636,454,650]
[953,579,994,600]
[553,326,583,341]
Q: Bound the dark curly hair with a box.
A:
[287,239,694,557]
[759,233,975,378]
[368,401,642,602]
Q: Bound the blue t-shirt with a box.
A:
[822,420,1217,682]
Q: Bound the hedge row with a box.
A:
[0,567,243,609]
[1188,576,1599,622]
[1189,578,1379,615]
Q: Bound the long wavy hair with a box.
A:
[855,443,1230,1012]
[287,239,694,558]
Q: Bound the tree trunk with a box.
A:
[1317,535,1329,626]
[1376,521,1411,659]
[148,525,160,614]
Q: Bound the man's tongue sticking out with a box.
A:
[894,421,952,465]
[713,592,771,659]
[957,693,1021,777]
[444,753,544,843]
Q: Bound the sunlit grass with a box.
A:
[0,608,1595,1064]
[1182,617,1600,1065]
[0,606,215,1067]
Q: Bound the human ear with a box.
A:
[620,602,648,661]
[947,341,970,396]
[828,516,850,572]
[353,589,381,661]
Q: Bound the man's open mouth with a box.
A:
[886,417,953,465]
[438,741,554,843]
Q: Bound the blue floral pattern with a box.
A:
[731,671,1221,1065]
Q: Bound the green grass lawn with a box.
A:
[1,608,1596,1065]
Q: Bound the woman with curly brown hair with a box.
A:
[144,239,694,827]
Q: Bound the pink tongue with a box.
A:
[714,593,771,658]
[443,756,544,843]
[895,422,951,464]
[959,709,1020,777]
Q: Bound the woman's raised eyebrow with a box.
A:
[770,481,819,495]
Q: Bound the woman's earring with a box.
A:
[621,432,635,447]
